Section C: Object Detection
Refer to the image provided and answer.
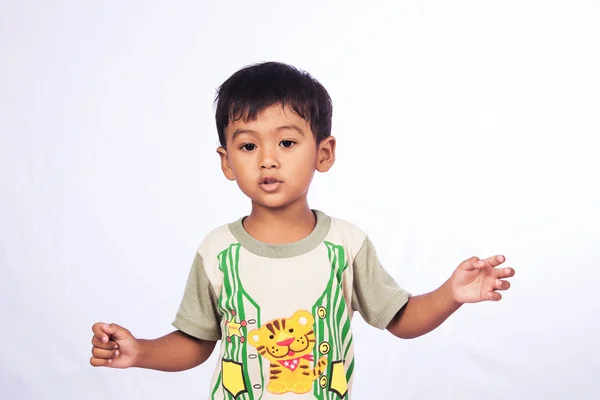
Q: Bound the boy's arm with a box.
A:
[386,280,460,339]
[387,255,515,339]
[90,323,217,372]
[136,330,216,371]
[90,253,222,371]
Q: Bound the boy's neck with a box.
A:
[243,200,316,245]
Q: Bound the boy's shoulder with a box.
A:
[326,212,366,235]
[195,219,238,256]
[325,211,370,253]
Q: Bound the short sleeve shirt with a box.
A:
[172,210,410,400]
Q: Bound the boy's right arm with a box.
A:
[90,322,217,372]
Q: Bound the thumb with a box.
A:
[459,256,481,272]
[101,323,131,341]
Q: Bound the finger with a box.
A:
[496,267,515,278]
[468,255,505,271]
[486,291,503,301]
[461,256,482,272]
[478,255,506,268]
[493,279,511,291]
[90,356,113,367]
[92,322,110,344]
[101,323,130,341]
[92,347,120,360]
[92,335,119,350]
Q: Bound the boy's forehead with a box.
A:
[225,104,311,138]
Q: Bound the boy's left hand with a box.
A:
[449,255,515,303]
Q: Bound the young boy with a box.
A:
[90,62,515,399]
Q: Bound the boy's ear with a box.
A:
[316,136,336,173]
[217,146,236,181]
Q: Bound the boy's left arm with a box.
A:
[387,255,515,339]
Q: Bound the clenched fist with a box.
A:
[90,323,139,369]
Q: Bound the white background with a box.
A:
[1,0,599,399]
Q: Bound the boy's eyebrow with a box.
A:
[231,125,305,140]
[275,125,305,135]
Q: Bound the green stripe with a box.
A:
[229,248,239,363]
[313,265,334,399]
[327,245,337,357]
[341,314,351,342]
[219,249,234,397]
[331,245,345,359]
[342,321,352,358]
[344,336,353,360]
[326,244,341,365]
[218,251,233,359]
[212,372,222,400]
[346,358,354,384]
[335,297,345,354]
[310,241,355,399]
[241,290,263,399]
[233,245,255,400]
[215,244,264,400]
[326,242,332,263]
[327,245,338,400]
[228,247,239,364]
[329,242,352,399]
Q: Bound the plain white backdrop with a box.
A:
[1,0,599,399]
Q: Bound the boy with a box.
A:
[90,62,515,399]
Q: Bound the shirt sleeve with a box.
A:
[172,252,222,341]
[351,237,411,330]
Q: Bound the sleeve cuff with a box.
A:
[372,289,411,330]
[172,314,221,341]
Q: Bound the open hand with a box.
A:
[90,323,139,368]
[450,255,515,303]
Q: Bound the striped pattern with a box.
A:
[312,241,352,399]
[212,244,263,400]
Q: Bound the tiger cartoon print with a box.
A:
[248,310,328,395]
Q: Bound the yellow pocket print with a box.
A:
[329,360,348,398]
[222,359,247,398]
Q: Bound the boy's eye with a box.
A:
[240,143,256,151]
[280,140,295,148]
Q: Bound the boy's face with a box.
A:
[217,105,335,210]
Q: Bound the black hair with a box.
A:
[214,61,332,148]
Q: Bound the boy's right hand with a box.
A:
[90,323,139,369]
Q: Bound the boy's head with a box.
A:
[214,61,332,148]
[214,62,336,210]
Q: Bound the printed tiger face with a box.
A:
[248,310,315,361]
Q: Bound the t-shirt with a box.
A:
[172,210,410,400]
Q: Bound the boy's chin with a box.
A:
[249,194,306,211]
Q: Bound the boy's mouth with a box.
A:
[259,177,282,192]
[261,177,280,184]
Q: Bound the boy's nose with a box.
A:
[259,152,280,169]
[260,162,278,169]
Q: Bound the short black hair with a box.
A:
[214,61,332,148]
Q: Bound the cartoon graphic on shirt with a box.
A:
[248,310,328,395]
[213,241,352,399]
